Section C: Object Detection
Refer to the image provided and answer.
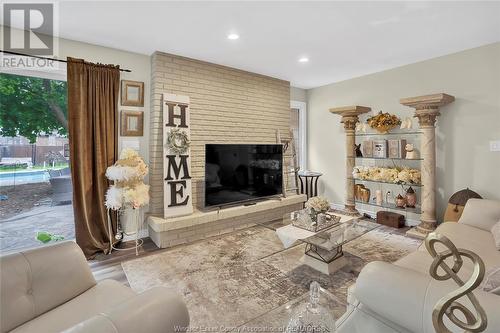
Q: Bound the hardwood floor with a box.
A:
[89,237,161,286]
[90,262,130,286]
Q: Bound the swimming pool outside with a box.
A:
[0,170,50,186]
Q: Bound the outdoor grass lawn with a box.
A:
[0,163,69,173]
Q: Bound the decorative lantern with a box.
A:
[443,188,482,222]
[405,186,417,208]
[395,194,406,208]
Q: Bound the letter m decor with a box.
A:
[163,93,193,218]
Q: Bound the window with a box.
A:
[290,101,307,170]
[0,72,74,253]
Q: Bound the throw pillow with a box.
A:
[491,220,500,250]
[481,266,500,294]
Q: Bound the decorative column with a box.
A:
[329,106,371,216]
[400,93,455,239]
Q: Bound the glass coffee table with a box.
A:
[301,219,380,275]
[259,213,380,275]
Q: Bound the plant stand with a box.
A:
[107,207,144,256]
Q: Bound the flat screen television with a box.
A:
[205,144,283,207]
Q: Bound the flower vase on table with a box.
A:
[305,196,331,231]
[307,209,328,228]
[309,208,318,224]
[292,196,341,232]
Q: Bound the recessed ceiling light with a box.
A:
[227,33,239,40]
[298,57,309,63]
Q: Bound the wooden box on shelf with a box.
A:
[376,211,405,228]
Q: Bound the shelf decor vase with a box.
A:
[355,184,365,201]
[375,190,383,205]
[360,188,371,203]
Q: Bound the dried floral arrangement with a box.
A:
[105,148,150,210]
[366,111,402,133]
[353,165,421,185]
[305,196,330,213]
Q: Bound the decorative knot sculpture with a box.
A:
[425,232,487,333]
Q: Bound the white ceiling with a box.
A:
[4,1,500,88]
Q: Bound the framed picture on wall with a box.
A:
[121,80,144,106]
[121,110,144,136]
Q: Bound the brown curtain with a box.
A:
[67,57,120,259]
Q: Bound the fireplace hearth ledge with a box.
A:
[147,194,306,248]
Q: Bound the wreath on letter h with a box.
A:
[166,128,190,154]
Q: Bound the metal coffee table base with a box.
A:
[302,244,348,275]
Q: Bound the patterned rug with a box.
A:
[121,223,421,330]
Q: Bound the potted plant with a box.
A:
[105,148,150,239]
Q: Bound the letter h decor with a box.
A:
[163,93,193,217]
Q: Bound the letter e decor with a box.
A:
[163,93,193,218]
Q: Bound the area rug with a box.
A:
[121,224,422,330]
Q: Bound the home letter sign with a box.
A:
[163,93,193,218]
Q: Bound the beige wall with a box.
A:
[149,52,291,215]
[290,86,307,102]
[58,39,151,170]
[307,42,500,220]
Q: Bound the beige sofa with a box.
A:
[0,242,189,333]
[337,199,500,333]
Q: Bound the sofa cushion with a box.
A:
[0,242,96,333]
[459,199,500,231]
[416,222,500,270]
[10,280,135,333]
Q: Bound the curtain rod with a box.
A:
[0,50,132,73]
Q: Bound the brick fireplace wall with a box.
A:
[149,52,291,215]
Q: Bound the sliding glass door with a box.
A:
[0,73,74,253]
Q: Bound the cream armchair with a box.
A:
[337,199,500,333]
[0,241,189,333]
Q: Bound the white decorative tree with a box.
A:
[104,148,150,255]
